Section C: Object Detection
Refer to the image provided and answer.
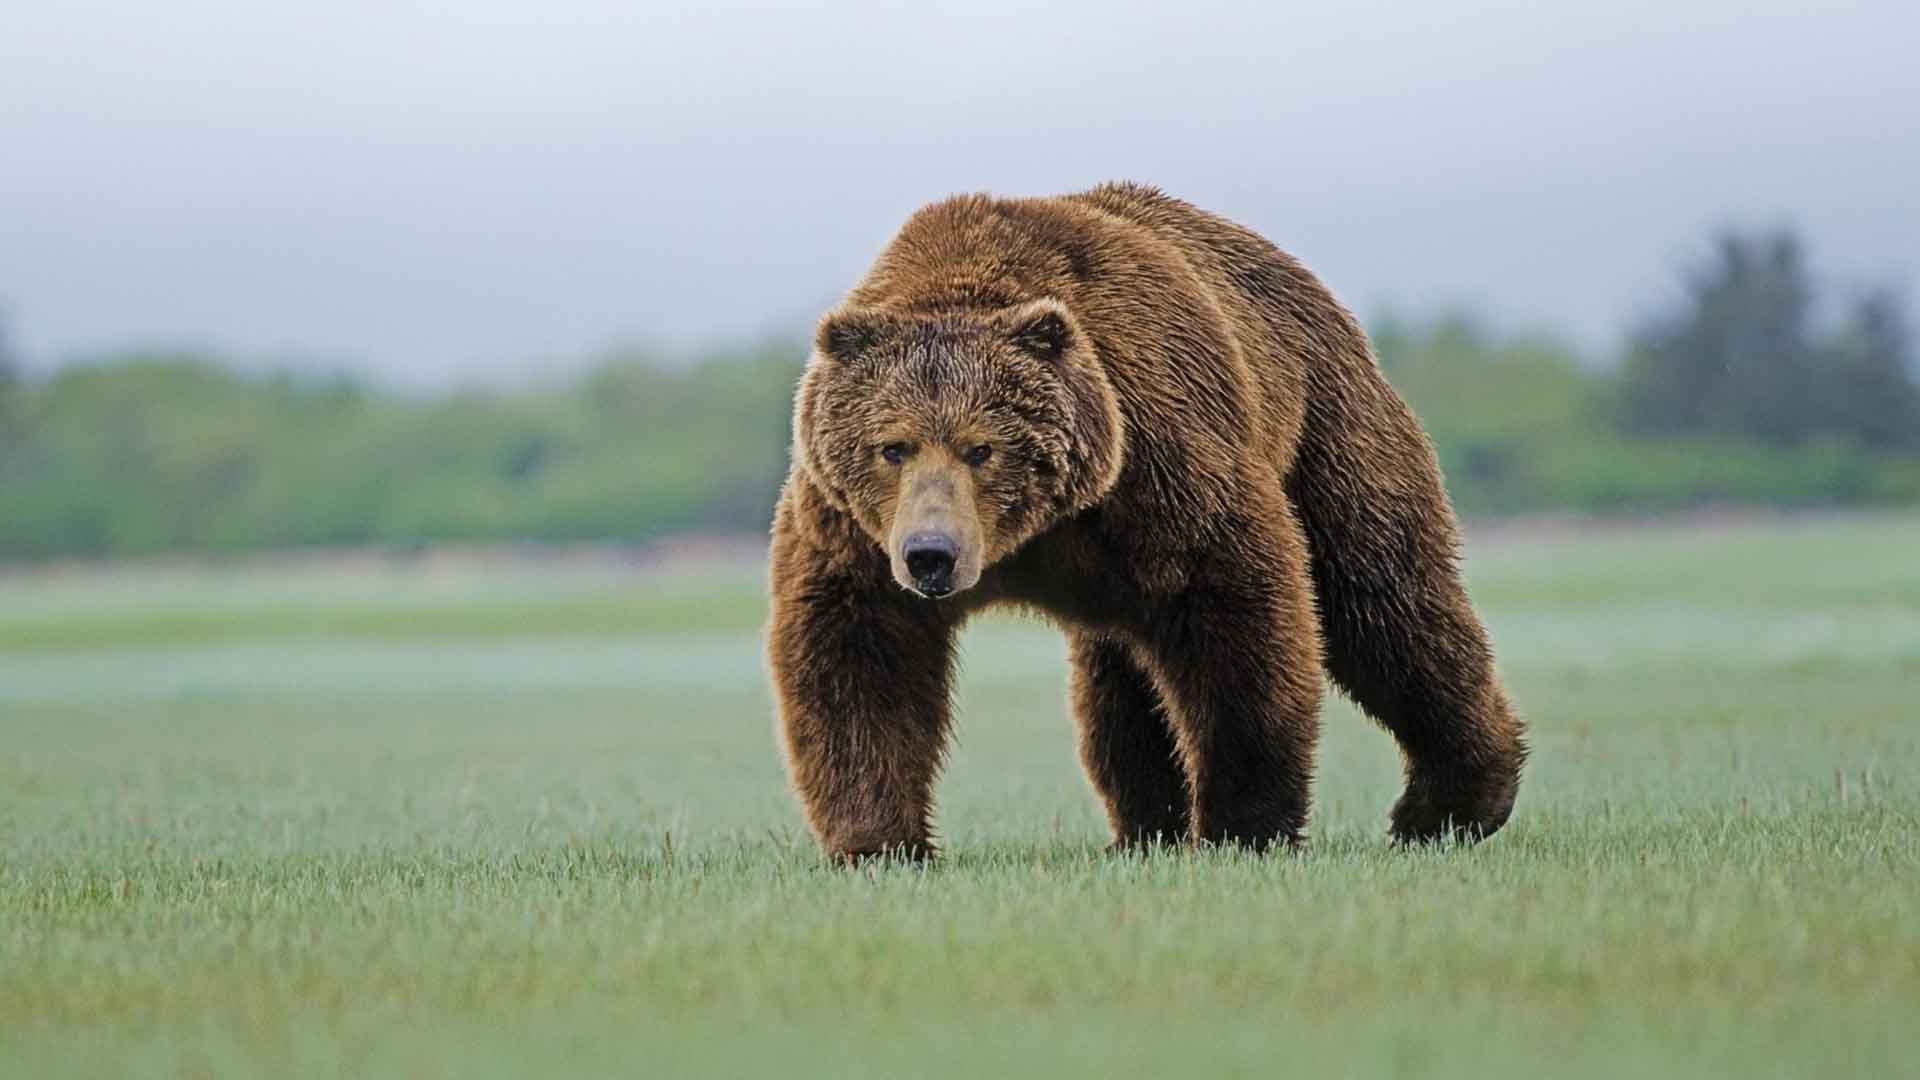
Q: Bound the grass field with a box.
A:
[2,515,1916,1078]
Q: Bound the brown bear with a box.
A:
[767,182,1525,861]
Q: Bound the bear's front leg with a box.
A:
[767,537,957,863]
[1138,515,1326,850]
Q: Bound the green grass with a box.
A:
[2,516,1917,1078]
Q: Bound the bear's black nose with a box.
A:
[903,533,958,596]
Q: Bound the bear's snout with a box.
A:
[902,533,959,597]
[886,458,985,598]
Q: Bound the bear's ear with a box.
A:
[814,306,889,364]
[1005,300,1076,361]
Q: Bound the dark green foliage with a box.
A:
[1378,312,1920,515]
[1620,229,1918,449]
[1823,288,1920,450]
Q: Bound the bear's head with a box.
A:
[793,298,1126,598]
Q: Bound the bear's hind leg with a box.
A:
[1285,382,1527,843]
[1069,633,1190,849]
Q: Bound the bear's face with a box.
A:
[794,298,1125,598]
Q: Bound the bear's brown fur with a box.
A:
[768,183,1525,860]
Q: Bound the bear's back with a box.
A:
[1067,183,1370,470]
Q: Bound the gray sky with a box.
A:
[3,0,1916,385]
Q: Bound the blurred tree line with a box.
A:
[1621,231,1917,449]
[1372,228,1919,514]
[0,228,1915,560]
[0,339,798,559]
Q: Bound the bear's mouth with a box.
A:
[895,565,978,600]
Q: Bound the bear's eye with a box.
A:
[962,444,993,467]
[880,442,911,465]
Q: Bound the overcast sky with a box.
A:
[3,0,1915,385]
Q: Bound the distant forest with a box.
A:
[1,228,1915,561]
